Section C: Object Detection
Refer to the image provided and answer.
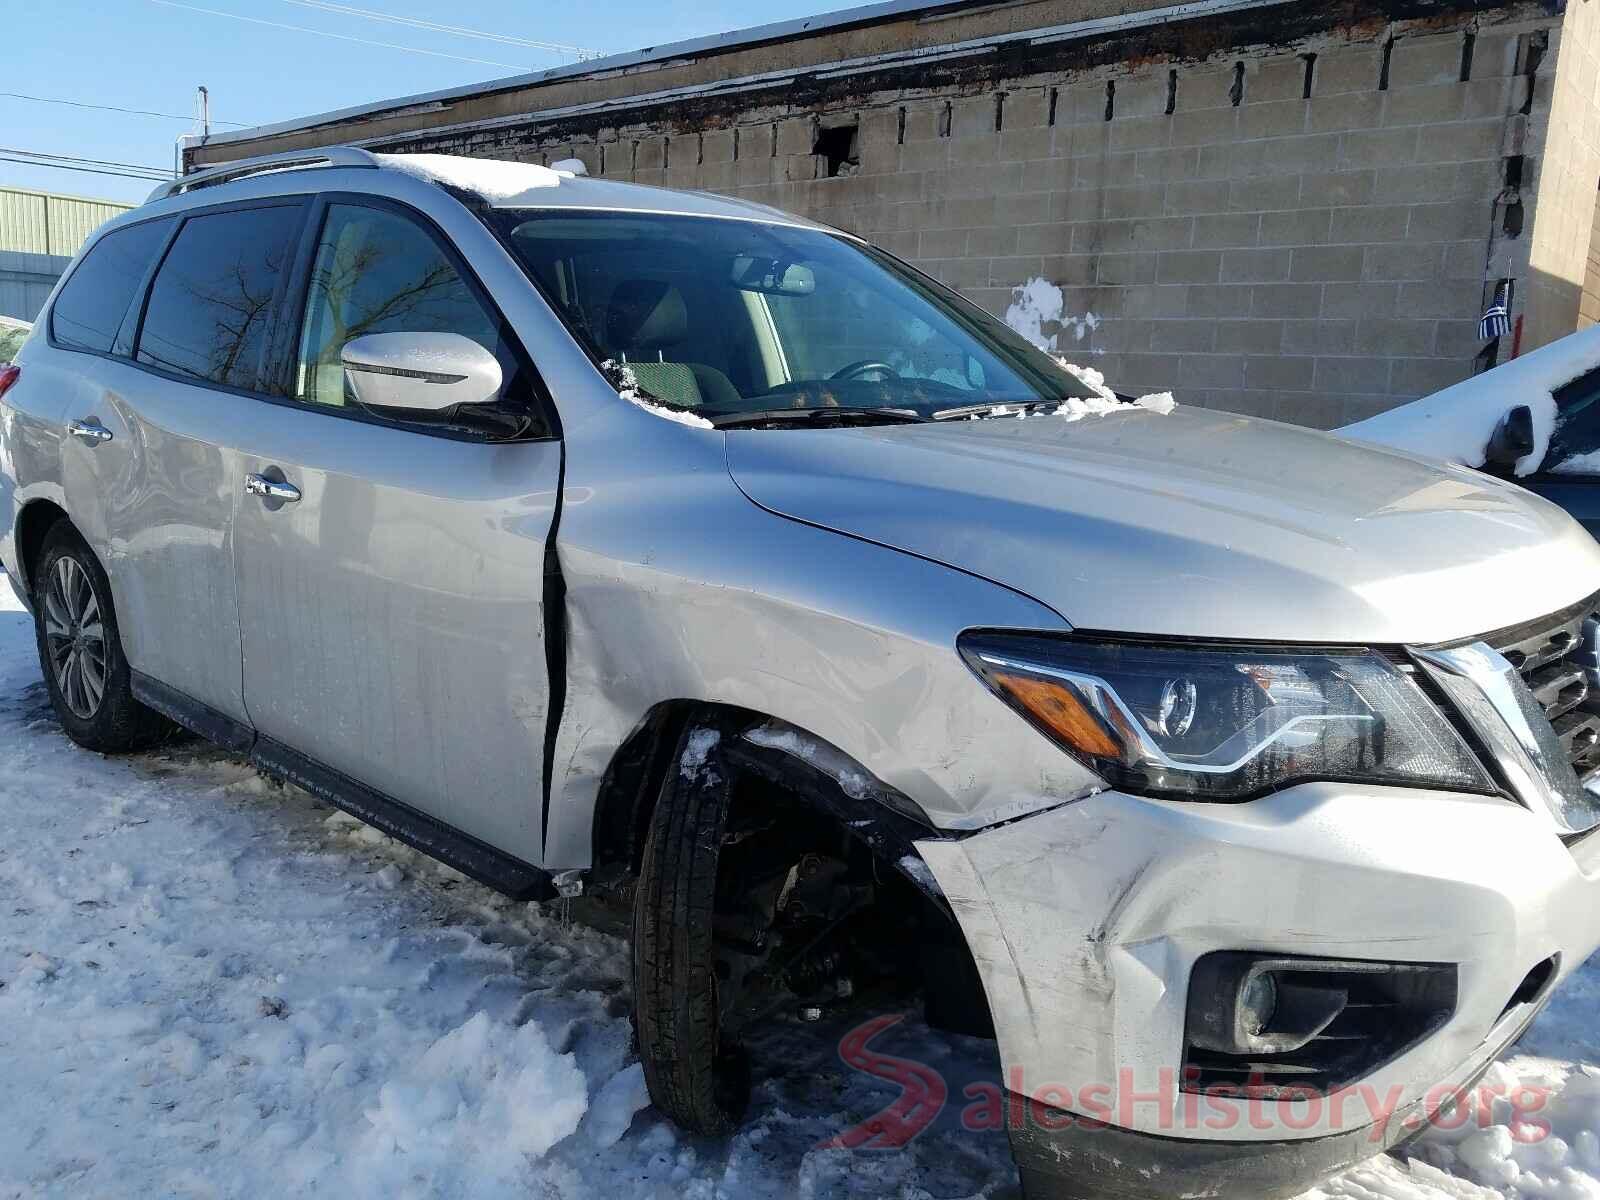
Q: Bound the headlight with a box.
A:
[959,632,1496,800]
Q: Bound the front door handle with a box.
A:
[67,418,113,446]
[244,473,302,504]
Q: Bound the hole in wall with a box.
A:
[1105,79,1116,121]
[1048,86,1059,126]
[1301,53,1318,99]
[1379,37,1395,91]
[938,100,952,138]
[1519,30,1548,116]
[813,120,860,177]
[1460,31,1477,83]
[1230,62,1246,107]
[897,106,906,145]
[1166,69,1179,115]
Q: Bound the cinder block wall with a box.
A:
[511,18,1561,427]
[215,5,1581,428]
[1528,0,1600,350]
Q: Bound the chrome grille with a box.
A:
[1486,593,1600,780]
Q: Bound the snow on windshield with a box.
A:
[377,153,567,205]
[1340,326,1600,476]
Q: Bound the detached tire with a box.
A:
[32,521,173,753]
[633,724,751,1135]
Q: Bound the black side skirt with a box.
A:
[130,671,555,902]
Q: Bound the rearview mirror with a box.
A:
[341,332,503,413]
[729,255,816,296]
[1485,404,1536,469]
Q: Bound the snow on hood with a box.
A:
[1055,359,1178,420]
[1339,326,1600,476]
[377,153,569,205]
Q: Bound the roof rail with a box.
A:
[147,146,381,204]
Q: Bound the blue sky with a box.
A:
[6,0,841,205]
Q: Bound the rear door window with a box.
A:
[50,218,173,355]
[135,204,304,392]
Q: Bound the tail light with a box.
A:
[0,364,18,402]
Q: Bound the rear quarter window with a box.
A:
[50,218,173,355]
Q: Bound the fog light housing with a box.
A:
[1183,953,1457,1097]
[1238,971,1278,1038]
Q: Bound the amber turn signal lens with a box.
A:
[990,670,1123,759]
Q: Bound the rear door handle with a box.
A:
[67,418,113,446]
[244,473,302,504]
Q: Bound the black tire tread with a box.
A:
[33,520,175,754]
[632,724,746,1135]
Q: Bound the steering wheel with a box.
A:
[829,360,898,382]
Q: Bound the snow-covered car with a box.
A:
[4,148,1600,1200]
[0,314,29,365]
[1342,326,1600,543]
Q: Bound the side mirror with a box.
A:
[341,332,503,413]
[1485,404,1536,469]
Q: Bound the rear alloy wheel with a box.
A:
[42,553,107,719]
[32,522,174,752]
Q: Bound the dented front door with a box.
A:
[232,417,560,864]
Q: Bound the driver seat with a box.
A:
[603,279,741,409]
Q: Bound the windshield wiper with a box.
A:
[932,400,1066,422]
[708,406,931,430]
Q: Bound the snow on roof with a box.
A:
[1340,325,1600,477]
[375,152,828,230]
[376,153,566,206]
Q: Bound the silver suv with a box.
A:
[4,148,1600,1198]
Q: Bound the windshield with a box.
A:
[490,210,1101,424]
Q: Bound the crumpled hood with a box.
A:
[725,408,1600,644]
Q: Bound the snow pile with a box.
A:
[377,153,564,205]
[1005,277,1100,352]
[362,1013,589,1186]
[1053,359,1180,422]
[548,158,589,177]
[1340,326,1600,476]
[600,359,715,429]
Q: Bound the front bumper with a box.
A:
[915,781,1600,1191]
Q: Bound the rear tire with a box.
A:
[632,723,751,1135]
[32,522,173,753]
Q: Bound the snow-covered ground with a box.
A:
[3,576,1600,1200]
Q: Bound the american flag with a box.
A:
[1480,279,1515,342]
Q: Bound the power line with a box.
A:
[146,0,526,70]
[277,0,601,59]
[0,90,251,128]
[0,156,171,183]
[0,147,171,182]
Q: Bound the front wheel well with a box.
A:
[14,499,71,598]
[592,702,994,1039]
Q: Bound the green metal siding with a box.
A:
[0,187,132,256]
[0,187,134,321]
